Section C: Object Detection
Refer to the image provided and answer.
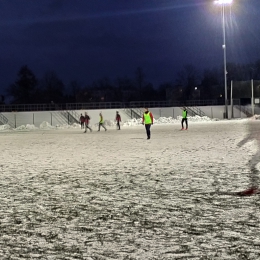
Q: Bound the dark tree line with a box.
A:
[3,60,260,105]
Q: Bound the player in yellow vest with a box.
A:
[142,108,154,139]
[98,112,107,131]
[181,107,188,130]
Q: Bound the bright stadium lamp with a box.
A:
[214,0,233,119]
[214,0,233,4]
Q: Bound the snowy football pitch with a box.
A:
[0,121,260,259]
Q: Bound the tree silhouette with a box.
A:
[200,68,221,100]
[115,76,135,102]
[176,64,199,101]
[135,67,145,100]
[7,65,38,104]
[4,58,260,105]
[68,80,82,102]
[40,71,65,103]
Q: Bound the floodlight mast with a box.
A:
[214,0,233,119]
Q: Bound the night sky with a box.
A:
[1,0,260,94]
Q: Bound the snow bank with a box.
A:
[0,124,11,131]
[15,124,38,130]
[0,115,255,132]
[39,121,55,129]
[251,114,260,120]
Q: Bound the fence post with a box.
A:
[68,113,70,125]
[14,114,16,128]
[173,108,174,119]
[211,107,213,119]
[51,113,52,126]
[251,79,254,116]
[33,113,34,125]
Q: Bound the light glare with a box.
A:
[214,0,233,4]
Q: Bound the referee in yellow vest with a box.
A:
[142,108,154,139]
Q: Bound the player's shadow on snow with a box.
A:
[192,187,259,197]
[210,188,260,197]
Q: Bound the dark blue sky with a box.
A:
[0,0,260,94]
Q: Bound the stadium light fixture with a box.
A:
[214,0,233,4]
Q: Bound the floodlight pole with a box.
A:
[215,0,232,118]
[222,3,228,119]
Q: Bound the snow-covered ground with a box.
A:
[0,116,260,259]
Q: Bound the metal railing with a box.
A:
[128,101,176,108]
[65,102,123,110]
[235,105,253,117]
[186,107,206,117]
[0,113,8,125]
[0,113,15,128]
[124,108,143,119]
[0,99,226,112]
[68,110,80,124]
[182,100,223,106]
